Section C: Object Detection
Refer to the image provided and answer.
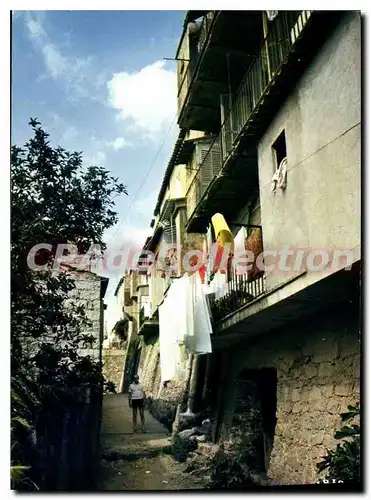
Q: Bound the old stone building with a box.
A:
[62,264,109,363]
[117,10,361,486]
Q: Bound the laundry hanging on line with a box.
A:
[158,273,213,383]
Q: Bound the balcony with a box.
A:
[123,280,131,306]
[209,273,266,324]
[186,136,222,221]
[177,11,264,132]
[138,307,159,337]
[185,10,343,233]
[186,134,258,230]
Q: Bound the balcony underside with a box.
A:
[186,11,345,233]
[185,11,209,24]
[138,319,159,337]
[179,11,264,132]
[211,260,360,350]
[187,148,259,233]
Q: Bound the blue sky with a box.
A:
[12,10,185,329]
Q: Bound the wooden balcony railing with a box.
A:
[186,136,222,220]
[177,11,217,119]
[209,273,266,323]
[221,11,310,161]
[186,11,312,224]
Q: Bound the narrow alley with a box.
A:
[10,10,361,491]
[98,394,205,491]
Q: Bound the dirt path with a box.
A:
[98,393,205,491]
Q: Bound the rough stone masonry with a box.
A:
[229,302,360,485]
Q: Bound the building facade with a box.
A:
[119,11,361,485]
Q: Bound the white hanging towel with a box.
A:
[202,281,213,327]
[171,276,188,345]
[206,225,214,281]
[195,273,213,353]
[185,273,195,343]
[185,273,212,354]
[271,157,287,192]
[234,227,247,256]
[159,275,192,381]
[159,296,177,382]
[212,271,228,300]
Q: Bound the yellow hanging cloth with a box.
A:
[211,213,234,255]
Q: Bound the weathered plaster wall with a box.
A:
[234,193,261,232]
[258,12,361,292]
[102,348,126,391]
[227,303,360,485]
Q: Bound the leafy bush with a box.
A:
[207,409,266,489]
[171,435,191,462]
[317,402,360,484]
[11,119,127,489]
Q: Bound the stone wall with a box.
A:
[135,333,190,430]
[102,348,126,392]
[226,302,360,485]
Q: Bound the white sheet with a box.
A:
[159,273,213,383]
[184,273,212,354]
[159,297,177,382]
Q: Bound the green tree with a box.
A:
[11,119,127,489]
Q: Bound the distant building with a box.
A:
[61,262,109,364]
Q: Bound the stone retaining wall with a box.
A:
[136,334,189,430]
[102,348,126,391]
[229,303,360,485]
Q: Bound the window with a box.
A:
[272,129,287,171]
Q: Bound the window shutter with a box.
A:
[162,223,177,244]
[199,141,222,198]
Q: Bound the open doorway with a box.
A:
[230,367,277,473]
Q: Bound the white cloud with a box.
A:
[60,125,78,144]
[26,16,45,38]
[24,12,104,102]
[104,222,149,252]
[44,114,81,151]
[133,191,158,218]
[107,60,177,139]
[85,150,106,166]
[82,136,108,165]
[106,137,133,151]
